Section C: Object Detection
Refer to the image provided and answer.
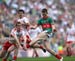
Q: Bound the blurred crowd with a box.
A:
[0,0,75,56]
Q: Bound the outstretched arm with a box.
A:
[52,24,56,32]
[30,24,38,29]
[11,34,21,47]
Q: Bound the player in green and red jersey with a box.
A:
[27,8,63,61]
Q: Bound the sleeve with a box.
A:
[37,19,41,25]
[49,18,54,24]
[23,17,29,24]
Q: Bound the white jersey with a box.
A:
[10,27,27,43]
[28,27,42,40]
[66,24,75,42]
[14,17,29,25]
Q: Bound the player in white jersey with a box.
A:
[14,9,30,28]
[2,22,28,61]
[66,23,75,43]
[28,27,42,40]
[27,23,43,57]
[66,23,75,56]
[8,9,30,61]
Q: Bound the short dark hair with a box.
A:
[42,8,48,13]
[17,9,25,13]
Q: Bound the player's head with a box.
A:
[15,22,22,31]
[41,8,48,17]
[17,9,25,18]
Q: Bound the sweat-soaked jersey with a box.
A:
[38,17,53,33]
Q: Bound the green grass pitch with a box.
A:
[0,56,75,61]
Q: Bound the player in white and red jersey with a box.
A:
[0,9,29,61]
[28,27,42,40]
[27,21,44,57]
[7,9,30,61]
[14,9,30,28]
[66,22,75,56]
[66,23,75,43]
[2,22,28,61]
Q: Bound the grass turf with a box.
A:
[0,56,75,61]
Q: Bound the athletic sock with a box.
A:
[55,54,62,59]
[39,45,43,49]
[13,56,17,60]
[2,59,7,61]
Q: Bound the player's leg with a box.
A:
[28,31,47,47]
[66,41,72,56]
[12,48,18,61]
[2,45,16,61]
[31,43,46,52]
[43,40,63,60]
[26,35,46,52]
[0,49,7,58]
[0,41,11,58]
[32,48,39,57]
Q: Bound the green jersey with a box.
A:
[38,17,53,33]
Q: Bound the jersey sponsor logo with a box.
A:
[42,23,52,28]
